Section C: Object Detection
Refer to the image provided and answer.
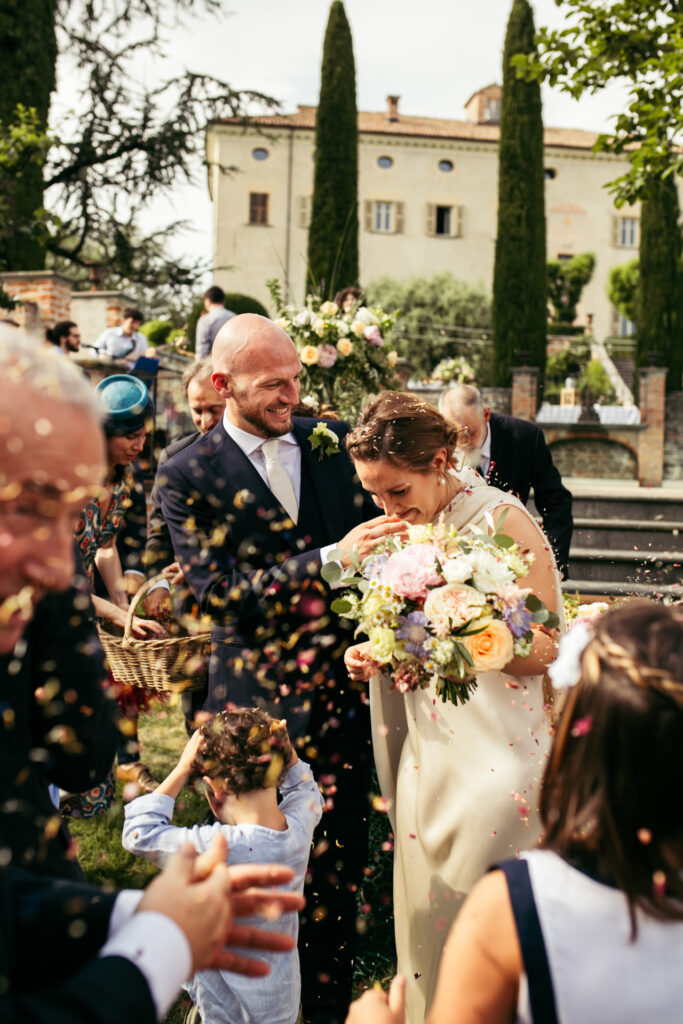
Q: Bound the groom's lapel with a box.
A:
[206,423,282,527]
[294,419,345,545]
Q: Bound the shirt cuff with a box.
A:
[109,890,145,937]
[99,911,192,1019]
[147,578,171,593]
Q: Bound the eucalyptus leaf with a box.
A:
[321,561,341,584]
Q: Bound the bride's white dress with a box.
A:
[370,472,562,1023]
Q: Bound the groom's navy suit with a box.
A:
[159,415,378,1020]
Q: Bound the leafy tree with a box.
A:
[366,273,491,379]
[607,258,639,325]
[637,174,683,390]
[515,0,682,205]
[0,1,277,302]
[547,252,595,325]
[307,1,359,298]
[492,0,547,387]
[0,1,57,270]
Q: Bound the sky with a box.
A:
[57,0,628,277]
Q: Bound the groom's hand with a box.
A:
[337,515,408,567]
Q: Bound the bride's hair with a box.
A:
[346,391,461,471]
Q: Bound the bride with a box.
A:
[343,392,561,1023]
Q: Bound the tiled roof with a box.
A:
[213,104,601,151]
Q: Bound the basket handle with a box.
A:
[122,569,177,646]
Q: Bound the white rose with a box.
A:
[441,556,474,584]
[468,550,515,592]
[355,306,379,326]
[320,301,339,316]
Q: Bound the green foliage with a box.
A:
[514,0,683,205]
[544,339,616,403]
[0,1,57,269]
[546,252,595,323]
[223,292,269,317]
[307,1,359,297]
[637,175,683,391]
[140,319,174,346]
[365,273,491,379]
[492,0,547,386]
[607,259,639,324]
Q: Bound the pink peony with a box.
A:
[379,544,442,600]
[317,343,338,368]
[364,325,384,347]
[423,583,487,637]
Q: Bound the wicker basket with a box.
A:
[97,572,211,693]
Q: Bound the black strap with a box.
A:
[496,858,559,1024]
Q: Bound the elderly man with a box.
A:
[0,331,303,1022]
[159,313,403,1023]
[440,383,573,577]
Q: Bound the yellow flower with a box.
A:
[300,345,320,366]
[320,301,339,316]
[313,319,328,338]
[276,317,290,331]
[337,338,353,357]
[387,350,398,368]
[460,618,514,672]
[351,320,366,338]
[368,626,396,665]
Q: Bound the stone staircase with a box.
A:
[532,485,683,598]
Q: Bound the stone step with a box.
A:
[571,517,683,553]
[568,547,683,585]
[561,578,682,600]
[567,494,683,522]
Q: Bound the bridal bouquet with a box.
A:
[326,513,559,706]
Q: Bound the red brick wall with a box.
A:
[511,367,539,421]
[637,367,666,486]
[1,271,73,330]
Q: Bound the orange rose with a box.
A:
[460,617,513,671]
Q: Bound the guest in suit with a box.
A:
[440,383,573,577]
[0,329,305,1022]
[159,313,405,1023]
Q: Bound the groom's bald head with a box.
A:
[211,314,302,438]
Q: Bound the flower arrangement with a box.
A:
[268,280,400,422]
[308,422,340,460]
[430,355,475,385]
[325,512,559,706]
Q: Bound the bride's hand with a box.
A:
[346,975,405,1024]
[345,641,380,682]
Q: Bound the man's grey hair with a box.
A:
[182,356,214,395]
[0,325,103,421]
[439,382,484,417]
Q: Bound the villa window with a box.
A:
[612,216,639,248]
[364,200,404,234]
[426,203,464,238]
[249,192,269,225]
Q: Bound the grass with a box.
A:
[68,696,396,1020]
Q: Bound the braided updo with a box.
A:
[345,391,461,472]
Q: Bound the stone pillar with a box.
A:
[69,290,137,348]
[511,366,538,421]
[1,271,73,330]
[637,366,667,486]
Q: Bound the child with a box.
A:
[123,708,324,1024]
[347,600,683,1024]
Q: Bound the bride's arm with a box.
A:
[492,504,560,677]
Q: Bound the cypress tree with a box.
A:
[307,1,358,298]
[0,0,57,270]
[637,173,683,392]
[492,0,547,387]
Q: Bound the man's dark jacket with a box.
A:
[486,411,573,576]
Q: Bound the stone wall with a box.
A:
[549,437,638,480]
[664,392,683,481]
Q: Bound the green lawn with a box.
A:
[68,696,396,1020]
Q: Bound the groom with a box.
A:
[159,314,403,1022]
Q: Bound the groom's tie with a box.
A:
[261,438,298,524]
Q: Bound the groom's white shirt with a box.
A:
[222,412,336,564]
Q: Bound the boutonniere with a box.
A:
[309,422,340,460]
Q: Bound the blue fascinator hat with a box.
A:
[96,375,154,437]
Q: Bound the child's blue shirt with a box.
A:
[122,759,323,1024]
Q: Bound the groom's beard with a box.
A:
[459,444,483,470]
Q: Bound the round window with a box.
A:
[252,147,269,161]
[377,155,394,169]
[438,159,454,172]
